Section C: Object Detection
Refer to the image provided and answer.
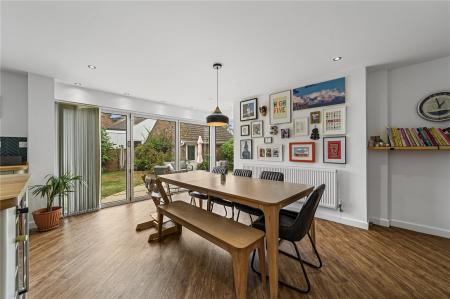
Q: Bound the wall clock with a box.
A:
[417,91,450,122]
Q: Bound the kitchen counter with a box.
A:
[0,164,29,174]
[0,174,31,210]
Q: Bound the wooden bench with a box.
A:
[157,201,266,299]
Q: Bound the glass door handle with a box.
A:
[16,235,28,242]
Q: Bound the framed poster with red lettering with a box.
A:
[323,136,346,164]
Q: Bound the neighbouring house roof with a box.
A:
[102,115,233,144]
[150,121,232,144]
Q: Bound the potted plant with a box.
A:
[31,173,85,232]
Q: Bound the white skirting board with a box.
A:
[285,202,369,230]
[369,217,450,238]
[390,219,450,239]
[369,217,390,227]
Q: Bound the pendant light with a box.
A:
[207,63,229,126]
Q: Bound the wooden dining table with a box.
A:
[157,170,314,298]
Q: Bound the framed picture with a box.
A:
[240,98,258,121]
[323,136,346,164]
[240,125,250,136]
[281,128,291,139]
[293,118,309,136]
[264,137,273,144]
[257,144,283,162]
[310,111,321,124]
[240,139,253,159]
[292,77,346,111]
[289,142,315,163]
[251,120,263,138]
[323,106,346,135]
[269,90,291,125]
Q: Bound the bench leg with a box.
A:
[232,250,248,299]
[257,240,266,289]
[176,223,182,234]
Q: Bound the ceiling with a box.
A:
[2,1,450,114]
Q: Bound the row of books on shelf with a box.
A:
[386,127,450,147]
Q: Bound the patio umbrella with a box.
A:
[196,136,204,164]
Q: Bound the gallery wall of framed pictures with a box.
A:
[237,76,348,166]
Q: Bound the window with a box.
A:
[187,145,196,161]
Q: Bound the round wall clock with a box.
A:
[417,91,450,122]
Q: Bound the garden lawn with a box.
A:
[101,170,148,198]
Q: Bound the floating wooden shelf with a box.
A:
[368,146,449,151]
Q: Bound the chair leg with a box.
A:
[248,214,253,223]
[236,209,241,221]
[223,205,228,217]
[157,210,163,241]
[190,197,196,206]
[252,238,267,289]
[250,239,316,293]
[279,234,322,269]
[231,206,235,220]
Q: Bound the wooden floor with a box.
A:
[29,194,450,299]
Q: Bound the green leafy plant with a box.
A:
[197,160,209,171]
[134,134,174,171]
[220,139,234,170]
[31,173,86,212]
[101,128,115,168]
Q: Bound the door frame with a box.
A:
[100,109,132,208]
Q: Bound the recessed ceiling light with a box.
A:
[332,56,343,61]
[87,65,96,69]
[124,93,131,96]
[74,82,82,86]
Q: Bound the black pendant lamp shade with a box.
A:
[207,63,229,126]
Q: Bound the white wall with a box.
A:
[367,56,450,238]
[367,70,390,226]
[0,71,28,137]
[27,73,56,213]
[234,67,368,229]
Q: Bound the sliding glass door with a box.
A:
[100,109,212,206]
[131,116,176,201]
[100,111,130,206]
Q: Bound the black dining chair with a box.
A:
[189,166,227,209]
[250,184,325,293]
[235,171,284,222]
[209,169,253,219]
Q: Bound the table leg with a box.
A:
[263,206,280,299]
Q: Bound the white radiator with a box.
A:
[242,164,338,209]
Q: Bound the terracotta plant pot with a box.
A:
[32,207,62,232]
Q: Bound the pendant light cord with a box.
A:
[216,66,219,107]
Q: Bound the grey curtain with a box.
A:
[58,103,100,216]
